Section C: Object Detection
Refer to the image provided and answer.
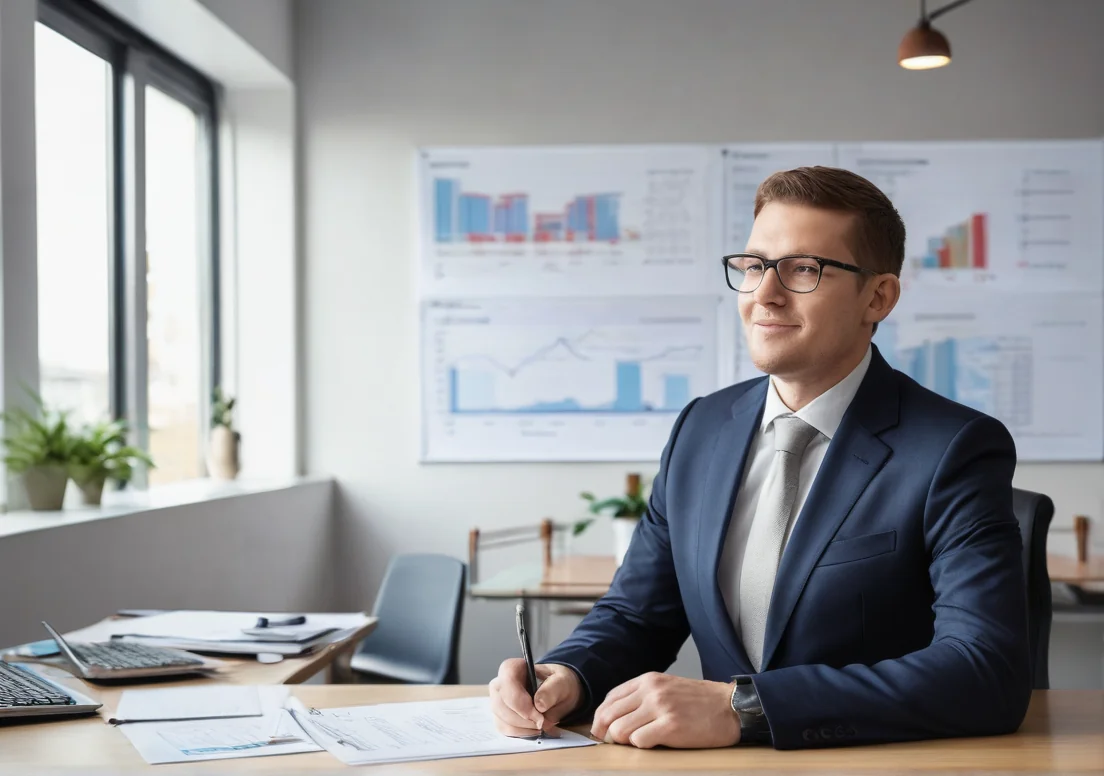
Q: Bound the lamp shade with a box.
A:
[898,23,952,69]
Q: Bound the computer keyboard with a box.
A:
[70,641,205,670]
[0,661,75,707]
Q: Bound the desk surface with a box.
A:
[1047,553,1104,584]
[476,554,1104,599]
[5,616,378,695]
[470,555,616,600]
[1,686,1101,772]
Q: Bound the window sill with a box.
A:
[0,475,332,540]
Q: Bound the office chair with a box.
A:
[1011,488,1054,690]
[349,554,467,685]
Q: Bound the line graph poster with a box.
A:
[421,297,719,461]
[730,292,1103,461]
[836,140,1104,293]
[721,144,837,255]
[419,146,714,297]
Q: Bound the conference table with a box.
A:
[1,683,1101,771]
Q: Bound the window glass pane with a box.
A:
[145,86,202,484]
[35,23,111,424]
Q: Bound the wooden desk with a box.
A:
[6,616,378,690]
[1048,553,1104,585]
[470,555,617,601]
[478,553,1104,592]
[1,686,1101,772]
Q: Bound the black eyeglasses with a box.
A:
[723,253,877,294]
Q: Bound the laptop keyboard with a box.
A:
[0,661,75,707]
[70,641,204,670]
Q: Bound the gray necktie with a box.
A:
[739,415,821,672]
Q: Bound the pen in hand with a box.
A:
[515,602,544,742]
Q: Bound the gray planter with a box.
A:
[76,476,106,507]
[21,465,68,511]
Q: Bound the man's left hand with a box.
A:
[590,672,741,749]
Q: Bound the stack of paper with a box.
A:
[114,686,321,765]
[64,611,371,656]
[286,696,598,766]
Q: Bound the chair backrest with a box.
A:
[352,554,467,684]
[1011,488,1054,690]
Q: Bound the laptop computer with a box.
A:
[41,621,220,681]
[0,660,101,719]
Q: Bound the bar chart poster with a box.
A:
[836,140,1104,293]
[872,293,1103,461]
[421,297,719,461]
[721,144,837,255]
[419,146,714,297]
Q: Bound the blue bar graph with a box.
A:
[434,177,624,244]
[449,358,694,415]
[933,339,957,398]
[664,375,690,410]
[613,362,643,411]
[435,178,458,242]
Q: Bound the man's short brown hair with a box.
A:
[753,166,906,277]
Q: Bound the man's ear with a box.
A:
[864,274,901,327]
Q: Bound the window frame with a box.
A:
[36,0,221,482]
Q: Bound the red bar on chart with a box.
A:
[971,213,987,269]
[938,243,951,269]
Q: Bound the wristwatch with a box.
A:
[729,675,773,745]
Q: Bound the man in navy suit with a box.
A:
[489,167,1031,749]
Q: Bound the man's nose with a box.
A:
[752,264,789,303]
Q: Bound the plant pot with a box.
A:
[20,465,68,511]
[76,475,107,507]
[207,425,240,480]
[612,516,641,567]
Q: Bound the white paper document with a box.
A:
[287,696,597,766]
[117,687,319,764]
[110,685,263,725]
[66,611,371,656]
[119,709,321,764]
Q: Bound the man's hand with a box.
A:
[489,659,583,737]
[590,672,741,749]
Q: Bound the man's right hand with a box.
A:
[489,659,583,737]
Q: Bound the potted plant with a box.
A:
[68,418,154,506]
[575,473,650,566]
[1,397,75,511]
[207,386,240,480]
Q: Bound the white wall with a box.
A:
[295,0,1104,685]
[196,0,294,81]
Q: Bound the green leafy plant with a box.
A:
[211,386,236,430]
[68,418,154,489]
[573,473,650,536]
[1,396,76,474]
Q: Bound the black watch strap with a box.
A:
[730,675,773,746]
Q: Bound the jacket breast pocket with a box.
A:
[816,530,896,567]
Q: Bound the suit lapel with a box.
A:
[758,349,900,671]
[696,378,766,673]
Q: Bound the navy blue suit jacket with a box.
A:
[542,345,1032,749]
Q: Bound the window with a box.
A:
[34,22,112,424]
[146,87,204,483]
[35,0,219,485]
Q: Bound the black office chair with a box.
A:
[349,554,467,685]
[1011,488,1054,690]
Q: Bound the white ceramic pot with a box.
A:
[612,516,641,567]
[207,425,241,480]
